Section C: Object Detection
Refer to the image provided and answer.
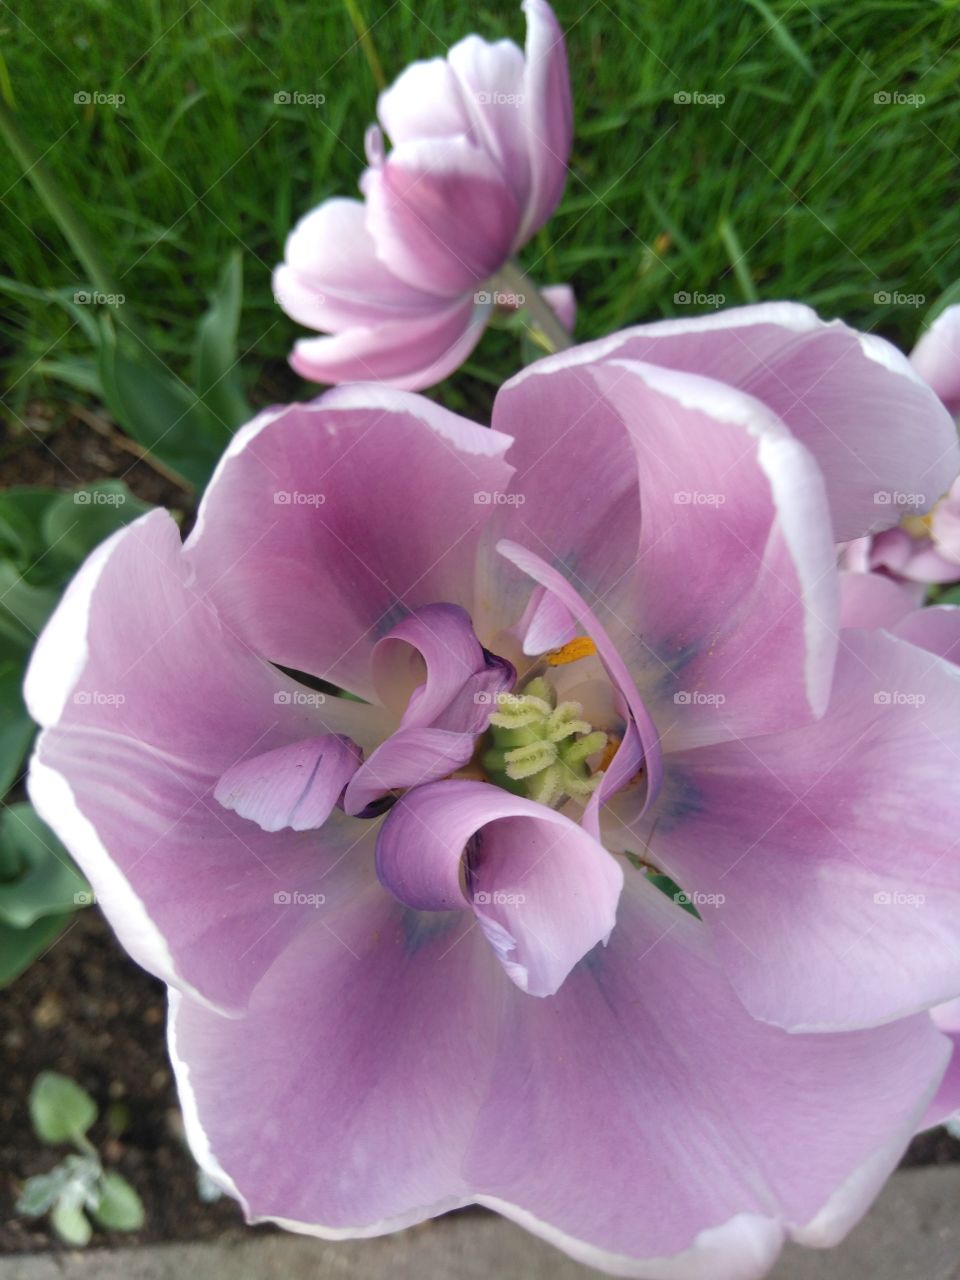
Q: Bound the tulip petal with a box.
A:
[364,136,520,296]
[375,779,622,995]
[890,604,960,664]
[376,57,471,147]
[342,728,476,818]
[447,34,531,211]
[184,392,514,698]
[273,198,439,331]
[839,569,920,630]
[168,872,950,1273]
[289,296,491,392]
[517,0,573,241]
[567,303,959,542]
[25,511,384,1012]
[910,304,960,416]
[215,734,361,832]
[371,602,513,733]
[639,629,960,1030]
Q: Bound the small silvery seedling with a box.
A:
[15,1071,144,1245]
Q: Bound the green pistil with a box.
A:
[481,677,607,807]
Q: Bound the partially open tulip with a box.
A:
[27,305,960,1278]
[273,0,574,390]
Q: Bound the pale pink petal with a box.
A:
[364,136,520,296]
[910,304,960,416]
[184,393,513,699]
[214,735,361,832]
[290,298,490,392]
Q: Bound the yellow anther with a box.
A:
[546,636,598,666]
[901,512,934,539]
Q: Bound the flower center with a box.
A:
[480,674,609,808]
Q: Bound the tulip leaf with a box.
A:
[194,250,251,431]
[0,561,59,650]
[0,656,34,797]
[90,1171,145,1232]
[30,1071,98,1144]
[97,317,223,489]
[0,913,70,986]
[0,804,89,928]
[40,481,152,570]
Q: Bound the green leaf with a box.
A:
[0,562,59,649]
[90,1171,145,1232]
[0,804,89,927]
[29,1071,98,1144]
[194,250,251,431]
[0,657,34,797]
[97,318,221,489]
[646,871,703,920]
[0,914,70,986]
[50,1198,92,1247]
[0,487,62,571]
[40,481,152,571]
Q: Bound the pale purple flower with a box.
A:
[273,0,573,391]
[26,304,960,1277]
[840,304,960,590]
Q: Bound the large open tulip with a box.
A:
[27,304,960,1278]
[273,0,573,391]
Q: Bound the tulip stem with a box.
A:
[493,259,573,354]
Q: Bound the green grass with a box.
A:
[2,0,959,427]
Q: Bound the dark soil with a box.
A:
[1,910,247,1254]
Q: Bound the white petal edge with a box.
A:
[28,758,233,1017]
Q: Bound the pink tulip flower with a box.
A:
[27,305,960,1277]
[273,0,574,391]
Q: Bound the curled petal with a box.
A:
[375,780,622,996]
[372,603,513,733]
